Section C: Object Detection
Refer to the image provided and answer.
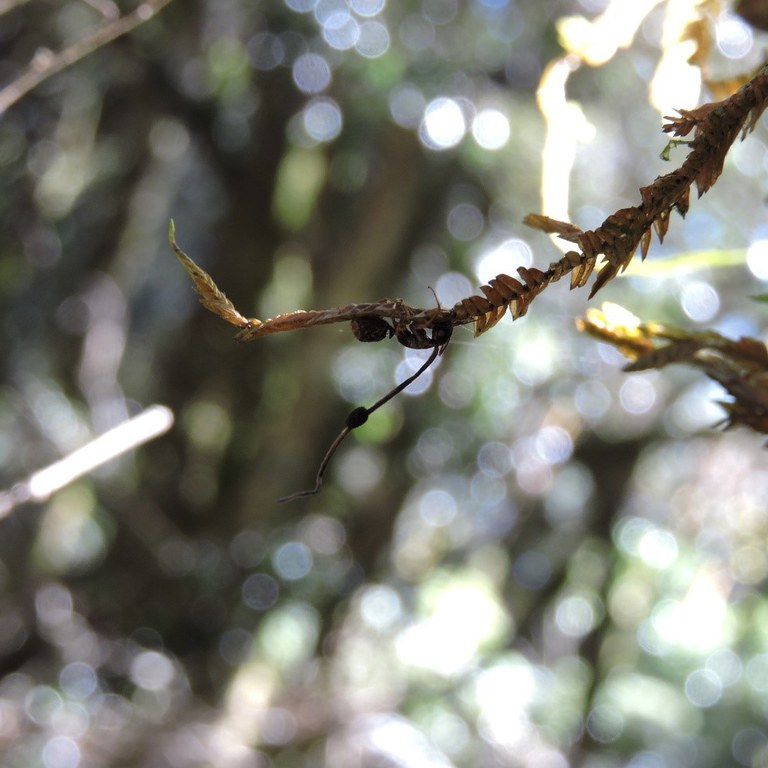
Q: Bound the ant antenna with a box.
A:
[277,343,442,503]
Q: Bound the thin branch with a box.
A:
[0,405,174,518]
[0,0,174,117]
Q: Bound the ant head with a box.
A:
[430,321,453,347]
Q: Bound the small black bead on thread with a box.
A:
[346,406,369,429]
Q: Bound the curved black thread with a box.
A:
[278,343,443,503]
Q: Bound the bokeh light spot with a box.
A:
[303,97,343,142]
[731,545,768,585]
[447,202,484,241]
[732,728,768,767]
[25,686,62,726]
[356,21,390,57]
[706,648,742,687]
[398,346,441,396]
[746,654,768,692]
[337,445,385,495]
[247,32,285,70]
[148,118,190,161]
[258,602,320,669]
[619,374,657,415]
[418,488,458,527]
[351,0,385,17]
[423,0,458,24]
[586,704,624,743]
[746,239,768,279]
[574,379,611,420]
[475,238,532,284]
[322,12,360,50]
[42,736,81,768]
[59,663,97,701]
[439,370,476,409]
[273,542,313,581]
[637,527,678,569]
[616,517,678,569]
[242,573,279,611]
[130,651,174,691]
[285,0,317,11]
[314,0,348,23]
[417,428,455,471]
[261,707,298,746]
[477,441,512,478]
[435,271,474,305]
[544,463,594,526]
[302,515,346,555]
[292,53,331,94]
[555,593,599,638]
[716,13,753,59]
[472,109,511,150]
[534,425,573,465]
[360,584,403,632]
[420,98,466,150]
[680,280,720,322]
[684,668,722,708]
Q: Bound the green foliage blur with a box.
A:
[1,1,768,767]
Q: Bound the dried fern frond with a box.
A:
[170,65,768,348]
[519,64,768,300]
[171,60,768,366]
[169,60,768,502]
[578,303,768,435]
[169,221,454,348]
[169,220,253,330]
[445,65,768,338]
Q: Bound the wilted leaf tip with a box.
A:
[167,220,253,331]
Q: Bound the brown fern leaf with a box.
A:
[670,67,768,196]
[640,228,652,259]
[457,287,509,336]
[579,304,768,436]
[460,266,552,336]
[653,208,671,243]
[522,214,583,241]
[169,221,253,330]
[576,304,656,360]
[552,250,596,289]
[518,65,768,304]
[173,66,768,357]
[662,103,720,137]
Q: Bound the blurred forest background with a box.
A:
[1,0,768,766]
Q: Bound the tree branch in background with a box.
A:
[0,405,174,518]
[0,0,174,116]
